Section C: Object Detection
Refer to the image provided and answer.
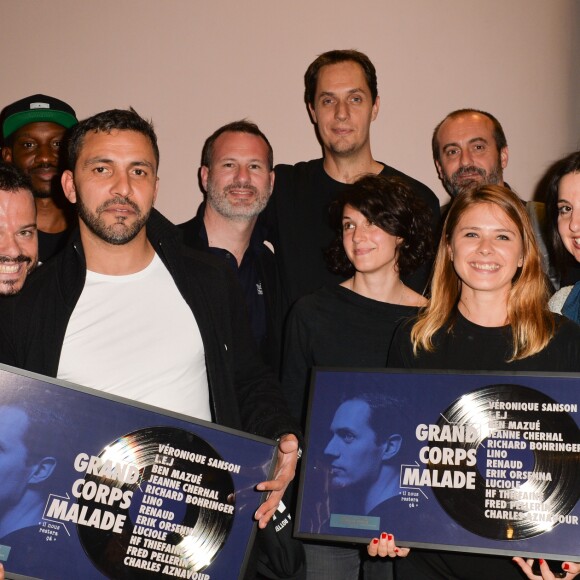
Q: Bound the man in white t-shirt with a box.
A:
[0,108,300,532]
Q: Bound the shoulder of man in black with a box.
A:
[261,159,323,238]
[177,202,206,251]
[380,163,441,227]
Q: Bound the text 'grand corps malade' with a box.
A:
[45,444,242,578]
[400,399,579,527]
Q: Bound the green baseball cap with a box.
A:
[2,94,78,139]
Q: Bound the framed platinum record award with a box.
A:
[0,363,277,580]
[296,368,580,562]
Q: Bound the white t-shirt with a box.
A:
[58,254,211,420]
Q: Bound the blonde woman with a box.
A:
[385,185,580,580]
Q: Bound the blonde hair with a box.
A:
[411,185,554,361]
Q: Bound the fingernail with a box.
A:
[372,538,378,545]
[539,559,545,565]
[387,534,393,541]
[564,563,570,570]
[395,548,399,553]
[381,532,387,540]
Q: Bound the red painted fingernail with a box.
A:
[372,538,378,545]
[564,563,570,570]
[381,532,387,540]
[395,548,399,553]
[388,534,393,541]
[539,559,545,565]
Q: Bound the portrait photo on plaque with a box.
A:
[0,363,277,580]
[296,368,580,562]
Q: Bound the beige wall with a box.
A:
[2,0,578,223]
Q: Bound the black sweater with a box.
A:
[282,284,418,426]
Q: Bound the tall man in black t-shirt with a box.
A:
[265,50,440,306]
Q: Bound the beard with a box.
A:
[0,255,36,295]
[206,179,270,221]
[29,163,59,199]
[443,163,503,198]
[76,194,150,245]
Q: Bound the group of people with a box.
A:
[0,47,578,580]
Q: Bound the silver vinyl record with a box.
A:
[77,426,235,578]
[430,385,580,540]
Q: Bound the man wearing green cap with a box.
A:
[1,95,78,262]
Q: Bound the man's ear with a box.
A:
[307,103,318,125]
[382,434,402,460]
[153,176,159,206]
[500,146,509,170]
[1,146,12,162]
[200,166,209,192]
[435,159,444,181]
[61,170,77,204]
[28,457,57,484]
[269,169,275,193]
[371,94,380,122]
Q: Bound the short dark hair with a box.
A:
[200,120,273,170]
[0,161,33,193]
[325,174,434,278]
[432,109,507,165]
[344,391,405,444]
[304,49,378,107]
[67,108,159,171]
[545,151,580,273]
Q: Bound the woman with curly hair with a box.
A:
[281,173,434,580]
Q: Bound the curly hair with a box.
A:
[325,174,434,278]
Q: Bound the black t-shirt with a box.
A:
[38,229,71,264]
[389,311,580,373]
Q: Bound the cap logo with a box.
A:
[30,102,50,110]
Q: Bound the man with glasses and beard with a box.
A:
[1,95,78,263]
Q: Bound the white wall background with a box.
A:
[2,0,578,223]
